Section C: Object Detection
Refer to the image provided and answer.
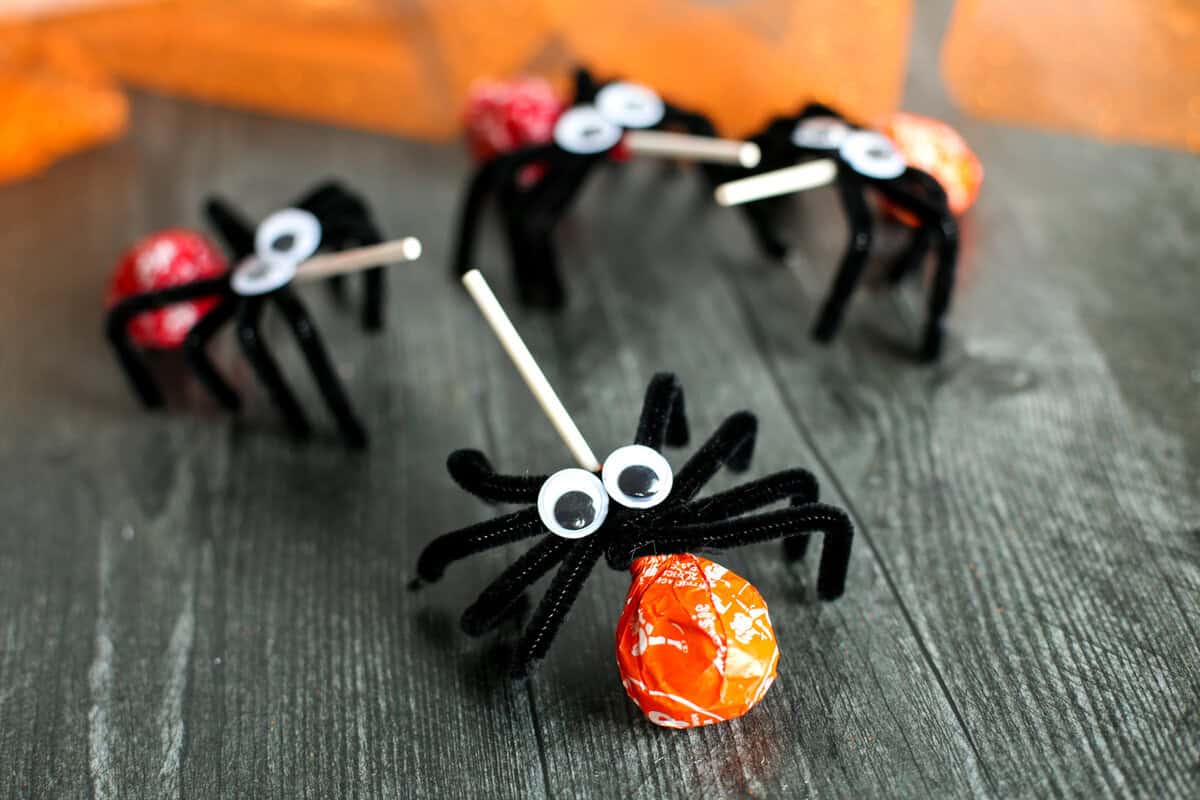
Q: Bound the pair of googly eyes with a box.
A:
[537,445,673,538]
[553,82,666,155]
[791,117,907,180]
[230,208,323,296]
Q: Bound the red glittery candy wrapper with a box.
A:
[883,112,983,224]
[464,76,563,168]
[615,554,779,729]
[106,230,228,349]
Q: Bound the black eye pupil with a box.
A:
[554,491,596,530]
[618,465,659,499]
[868,147,888,159]
[272,233,295,252]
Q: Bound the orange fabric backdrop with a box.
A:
[942,0,1200,152]
[41,0,913,138]
[0,23,128,182]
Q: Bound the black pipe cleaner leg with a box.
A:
[511,535,605,679]
[105,277,231,408]
[572,65,599,102]
[204,197,257,260]
[507,196,567,308]
[235,296,312,440]
[919,216,959,362]
[740,197,791,261]
[182,299,241,410]
[812,169,874,343]
[461,536,572,637]
[633,372,689,451]
[672,468,820,525]
[662,104,725,187]
[672,411,759,503]
[877,177,960,362]
[272,287,368,449]
[454,145,555,277]
[620,504,854,598]
[295,182,388,331]
[716,116,800,261]
[361,265,384,331]
[447,450,547,505]
[886,225,933,286]
[511,153,597,308]
[454,156,511,277]
[500,156,575,309]
[414,507,545,586]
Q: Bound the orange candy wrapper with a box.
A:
[884,112,983,217]
[616,554,779,729]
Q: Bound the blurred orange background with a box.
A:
[2,0,1197,184]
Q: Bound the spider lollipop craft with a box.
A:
[715,104,964,361]
[413,271,855,729]
[106,190,422,448]
[454,67,762,308]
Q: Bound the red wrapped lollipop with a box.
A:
[465,76,564,186]
[106,230,227,349]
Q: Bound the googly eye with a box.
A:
[553,105,624,155]
[839,131,907,180]
[595,81,665,129]
[254,207,322,268]
[602,445,673,510]
[537,468,609,539]
[231,208,322,295]
[230,255,297,296]
[791,116,850,150]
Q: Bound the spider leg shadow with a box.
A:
[411,594,531,699]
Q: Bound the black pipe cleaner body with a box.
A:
[105,181,391,448]
[453,67,738,308]
[413,373,854,678]
[724,103,960,361]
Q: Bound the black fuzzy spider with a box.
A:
[412,373,854,678]
[106,181,392,448]
[453,68,734,308]
[724,103,959,361]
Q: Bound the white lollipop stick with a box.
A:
[461,270,600,472]
[296,237,423,282]
[623,130,761,168]
[714,159,838,206]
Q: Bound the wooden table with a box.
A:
[2,5,1198,798]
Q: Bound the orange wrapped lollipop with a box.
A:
[414,348,855,729]
[882,112,983,221]
[616,554,779,728]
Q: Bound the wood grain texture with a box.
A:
[1,2,1198,797]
